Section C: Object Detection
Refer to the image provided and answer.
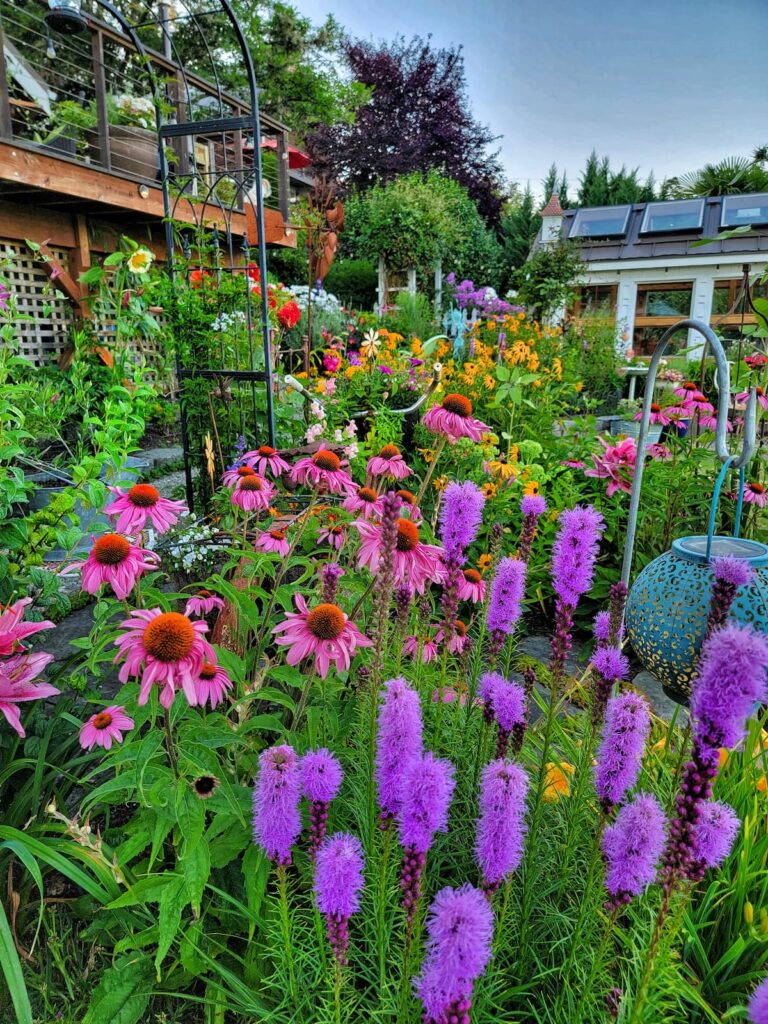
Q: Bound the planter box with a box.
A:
[87,125,158,180]
[26,473,108,562]
[101,455,152,488]
[611,419,663,445]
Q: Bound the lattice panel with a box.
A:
[2,241,72,366]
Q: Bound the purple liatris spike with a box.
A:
[399,753,455,921]
[314,832,365,965]
[479,671,504,725]
[749,977,768,1024]
[591,645,629,727]
[607,581,628,645]
[687,800,740,881]
[301,748,343,858]
[706,556,756,639]
[551,505,605,607]
[439,481,486,558]
[518,493,546,563]
[486,557,526,658]
[252,744,302,866]
[493,676,527,757]
[602,792,666,909]
[691,623,768,749]
[475,758,528,890]
[375,676,423,824]
[593,611,611,648]
[395,584,413,634]
[320,562,344,603]
[414,884,494,1024]
[595,692,651,810]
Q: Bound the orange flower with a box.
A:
[543,762,575,802]
[719,747,730,769]
[522,480,540,497]
[482,482,498,499]
[477,553,492,573]
[757,775,768,795]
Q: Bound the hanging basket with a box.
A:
[625,460,768,704]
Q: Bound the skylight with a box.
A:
[569,205,631,239]
[640,199,704,234]
[721,194,768,229]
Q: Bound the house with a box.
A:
[535,193,768,357]
[0,0,297,365]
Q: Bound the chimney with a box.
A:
[539,193,564,246]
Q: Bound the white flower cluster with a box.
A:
[305,401,327,444]
[334,420,359,459]
[289,285,342,313]
[163,517,224,575]
[212,310,247,333]
[114,94,155,130]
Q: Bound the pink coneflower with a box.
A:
[745,352,768,371]
[230,473,274,512]
[242,444,291,477]
[221,463,258,488]
[736,386,768,410]
[397,489,423,522]
[104,484,186,535]
[674,381,700,399]
[290,448,356,495]
[561,459,586,469]
[318,524,345,550]
[114,609,214,708]
[634,402,671,426]
[422,393,491,443]
[194,660,232,708]
[342,486,384,519]
[367,444,412,480]
[185,589,225,617]
[647,443,673,460]
[436,620,469,655]
[744,482,768,507]
[352,517,443,594]
[272,596,372,678]
[62,534,158,600]
[663,406,690,427]
[0,652,57,736]
[0,598,54,655]
[458,568,486,603]
[699,414,732,433]
[403,632,440,663]
[683,391,715,414]
[79,705,134,751]
[255,528,290,556]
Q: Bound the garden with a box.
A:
[2,6,768,1023]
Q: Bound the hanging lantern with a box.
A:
[619,317,764,705]
[45,0,88,35]
[625,534,768,702]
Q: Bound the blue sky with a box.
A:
[294,0,768,198]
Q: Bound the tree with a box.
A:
[305,35,506,224]
[499,186,539,288]
[668,156,768,198]
[512,242,583,322]
[576,150,657,207]
[542,163,570,207]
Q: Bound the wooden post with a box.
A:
[69,214,92,317]
[91,29,111,170]
[0,17,12,139]
[276,132,290,220]
[377,256,386,313]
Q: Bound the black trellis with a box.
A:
[44,0,280,511]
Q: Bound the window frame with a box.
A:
[569,205,632,240]
[639,199,705,235]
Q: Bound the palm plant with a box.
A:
[668,156,768,198]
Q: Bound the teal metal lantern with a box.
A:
[620,319,762,704]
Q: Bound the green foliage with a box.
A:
[323,258,379,310]
[499,185,539,285]
[577,149,659,206]
[669,155,768,198]
[513,241,584,320]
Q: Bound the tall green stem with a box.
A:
[414,435,446,508]
[277,866,298,1007]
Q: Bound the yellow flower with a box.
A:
[417,447,434,464]
[486,459,516,482]
[523,480,540,497]
[411,338,424,356]
[574,381,584,393]
[477,553,492,573]
[483,375,496,390]
[745,902,755,925]
[526,352,540,372]
[434,475,449,492]
[543,762,575,802]
[757,774,768,795]
[652,737,668,755]
[509,445,519,464]
[718,747,730,768]
[127,248,154,274]
[482,482,498,499]
[360,329,381,359]
[344,365,362,378]
[553,356,563,381]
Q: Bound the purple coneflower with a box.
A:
[272,597,372,679]
[290,448,356,495]
[314,832,365,964]
[252,745,302,865]
[486,557,527,659]
[518,493,547,563]
[414,884,494,1024]
[591,646,629,727]
[595,692,650,810]
[301,748,343,857]
[399,753,455,923]
[375,676,423,824]
[367,443,412,480]
[749,977,768,1024]
[475,758,528,890]
[602,792,666,908]
[242,444,291,477]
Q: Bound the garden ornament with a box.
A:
[284,362,443,421]
[622,319,767,701]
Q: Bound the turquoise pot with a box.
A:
[625,535,768,702]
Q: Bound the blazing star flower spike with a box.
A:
[691,623,768,749]
[551,505,605,607]
[439,480,486,557]
[475,758,529,888]
[486,558,527,637]
[595,692,651,809]
[415,884,494,1024]
[491,676,526,732]
[252,744,302,865]
[602,792,666,908]
[314,832,365,919]
[399,752,455,854]
[691,800,740,873]
[301,748,343,804]
[749,977,768,1024]
[375,676,424,820]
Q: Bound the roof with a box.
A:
[539,194,768,262]
[540,193,564,217]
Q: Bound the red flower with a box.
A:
[277,300,301,329]
[246,262,260,283]
[189,269,211,290]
